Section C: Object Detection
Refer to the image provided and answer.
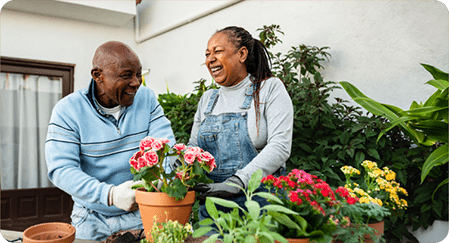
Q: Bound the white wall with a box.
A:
[0,8,136,91]
[1,1,448,110]
[137,0,449,110]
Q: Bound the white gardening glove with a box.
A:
[109,180,142,211]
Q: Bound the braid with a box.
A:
[216,26,273,134]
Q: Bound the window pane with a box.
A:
[1,72,61,189]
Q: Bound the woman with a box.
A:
[190,26,293,221]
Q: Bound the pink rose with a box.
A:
[175,171,185,180]
[159,138,170,145]
[137,157,146,169]
[144,150,159,166]
[151,140,163,151]
[184,152,196,165]
[200,152,214,162]
[130,159,139,171]
[186,147,203,156]
[140,137,154,151]
[173,143,187,152]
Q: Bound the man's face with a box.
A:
[95,51,142,108]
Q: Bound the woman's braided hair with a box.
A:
[216,26,273,134]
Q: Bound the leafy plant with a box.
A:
[130,137,215,200]
[261,169,357,242]
[333,202,389,243]
[340,64,448,183]
[140,216,193,243]
[193,169,298,243]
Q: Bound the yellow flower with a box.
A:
[385,171,396,181]
[360,197,370,204]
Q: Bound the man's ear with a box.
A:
[238,46,248,63]
[91,68,102,82]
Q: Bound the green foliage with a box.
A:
[333,203,389,243]
[140,217,192,243]
[340,64,448,182]
[158,79,218,144]
[192,169,296,243]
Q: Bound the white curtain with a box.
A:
[0,73,61,189]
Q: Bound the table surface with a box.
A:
[0,229,98,243]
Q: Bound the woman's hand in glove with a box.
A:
[193,175,244,203]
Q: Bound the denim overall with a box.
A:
[198,84,270,223]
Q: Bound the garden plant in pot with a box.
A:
[129,136,216,240]
[261,169,359,243]
[333,162,408,242]
[193,169,302,243]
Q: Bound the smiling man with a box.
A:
[45,41,175,241]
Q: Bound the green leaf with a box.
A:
[244,235,256,243]
[248,169,263,193]
[268,232,289,243]
[421,144,449,182]
[246,200,261,220]
[254,192,284,204]
[199,218,214,226]
[262,204,299,215]
[208,197,240,209]
[205,198,218,219]
[192,226,213,238]
[367,148,380,160]
[269,212,301,229]
[427,79,449,90]
[421,63,449,81]
[432,178,449,201]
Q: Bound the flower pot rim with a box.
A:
[22,222,75,243]
[135,188,196,205]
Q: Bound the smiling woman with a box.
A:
[189,26,294,236]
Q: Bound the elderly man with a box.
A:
[45,41,175,241]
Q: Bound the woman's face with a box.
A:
[205,32,248,87]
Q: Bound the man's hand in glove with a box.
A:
[193,175,244,203]
[109,180,143,211]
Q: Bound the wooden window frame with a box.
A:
[1,56,75,97]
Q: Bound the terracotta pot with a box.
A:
[364,220,384,243]
[332,220,384,243]
[275,238,310,243]
[22,222,75,243]
[135,188,196,240]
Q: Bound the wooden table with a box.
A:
[1,229,98,243]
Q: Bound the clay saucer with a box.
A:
[22,222,76,243]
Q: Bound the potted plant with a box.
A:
[261,169,359,243]
[192,169,300,243]
[130,136,216,240]
[338,161,408,241]
[139,215,193,243]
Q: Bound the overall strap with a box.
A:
[204,89,219,115]
[240,82,256,109]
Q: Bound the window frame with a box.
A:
[1,56,75,97]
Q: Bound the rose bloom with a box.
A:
[173,144,187,152]
[144,150,159,166]
[139,137,154,151]
[130,159,139,171]
[184,152,196,165]
[185,147,203,156]
[159,138,170,145]
[151,140,163,151]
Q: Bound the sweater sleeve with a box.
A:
[45,104,112,206]
[235,78,293,188]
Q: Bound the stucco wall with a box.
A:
[0,8,136,91]
[136,0,448,110]
[1,1,448,110]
